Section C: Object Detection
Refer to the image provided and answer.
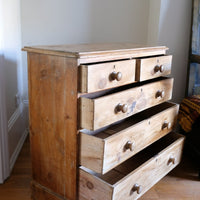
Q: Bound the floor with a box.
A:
[0,138,200,200]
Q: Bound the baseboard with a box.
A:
[8,101,29,172]
[8,102,23,132]
[9,128,29,172]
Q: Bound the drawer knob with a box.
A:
[110,71,122,81]
[162,121,172,130]
[156,90,165,98]
[154,65,164,73]
[115,103,128,113]
[131,183,142,194]
[124,141,134,151]
[168,156,176,165]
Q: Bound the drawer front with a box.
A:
[80,78,173,130]
[79,133,185,200]
[136,55,172,81]
[80,60,136,93]
[80,102,179,174]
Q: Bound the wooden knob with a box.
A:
[110,71,122,81]
[156,90,165,98]
[154,65,164,73]
[124,141,134,151]
[168,156,176,165]
[160,65,164,72]
[162,121,172,130]
[131,183,142,194]
[116,103,128,113]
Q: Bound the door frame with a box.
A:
[0,54,10,183]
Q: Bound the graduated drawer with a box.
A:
[79,60,136,93]
[80,77,173,130]
[136,55,172,81]
[79,132,185,200]
[80,102,179,174]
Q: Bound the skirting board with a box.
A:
[8,101,29,172]
[9,128,29,171]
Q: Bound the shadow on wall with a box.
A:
[2,54,18,120]
[157,0,192,103]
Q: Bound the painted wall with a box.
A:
[147,0,192,103]
[21,0,150,99]
[158,0,192,103]
[0,0,29,177]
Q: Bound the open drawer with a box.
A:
[79,132,185,200]
[80,77,174,130]
[80,102,179,174]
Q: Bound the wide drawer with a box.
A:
[136,55,172,81]
[80,77,173,130]
[79,60,136,93]
[80,102,179,174]
[79,132,185,200]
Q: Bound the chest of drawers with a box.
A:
[23,43,184,200]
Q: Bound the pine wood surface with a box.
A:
[79,59,136,93]
[23,44,168,64]
[28,53,78,200]
[136,55,172,81]
[80,102,179,174]
[79,133,185,200]
[0,137,200,200]
[80,77,173,130]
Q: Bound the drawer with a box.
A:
[80,77,173,130]
[79,60,136,93]
[136,55,172,81]
[79,132,185,200]
[80,102,179,174]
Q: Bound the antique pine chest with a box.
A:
[23,43,184,200]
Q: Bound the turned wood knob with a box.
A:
[154,65,164,73]
[168,156,176,165]
[124,141,134,151]
[115,103,128,113]
[162,121,172,130]
[131,183,142,194]
[110,71,122,81]
[156,90,165,98]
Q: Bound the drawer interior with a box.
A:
[79,77,171,99]
[81,101,177,139]
[80,132,184,186]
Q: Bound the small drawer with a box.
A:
[80,77,173,130]
[80,102,179,174]
[79,132,185,200]
[136,55,172,81]
[79,60,136,93]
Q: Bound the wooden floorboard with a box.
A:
[0,137,200,200]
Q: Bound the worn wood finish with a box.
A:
[79,60,136,93]
[80,77,174,130]
[31,182,64,200]
[79,133,185,200]
[23,44,168,64]
[80,102,179,174]
[28,53,78,200]
[136,55,172,81]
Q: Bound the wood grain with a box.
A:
[23,43,168,64]
[28,53,78,200]
[80,78,174,130]
[80,102,179,174]
[136,55,172,81]
[31,182,64,200]
[79,59,136,93]
[79,133,185,200]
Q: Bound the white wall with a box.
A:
[0,0,29,178]
[21,0,150,99]
[148,0,192,103]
